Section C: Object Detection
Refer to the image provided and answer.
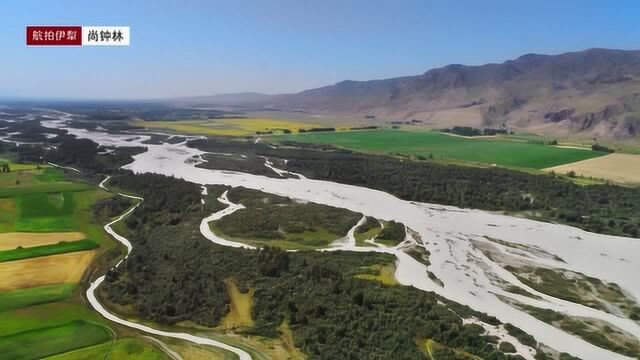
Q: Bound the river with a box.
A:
[43,116,640,360]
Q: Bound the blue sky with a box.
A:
[1,0,639,99]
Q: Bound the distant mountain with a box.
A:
[185,49,640,138]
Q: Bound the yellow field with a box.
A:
[132,118,324,136]
[418,338,482,360]
[355,263,398,286]
[0,159,45,172]
[276,321,306,360]
[0,250,95,290]
[171,343,228,360]
[546,153,640,185]
[219,278,254,329]
[0,232,85,251]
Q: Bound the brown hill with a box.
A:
[183,49,640,138]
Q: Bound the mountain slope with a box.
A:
[189,49,640,138]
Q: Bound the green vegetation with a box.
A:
[48,337,168,360]
[503,285,542,300]
[197,153,288,178]
[0,239,98,262]
[405,244,431,266]
[505,265,639,317]
[354,217,382,246]
[515,303,640,358]
[274,144,640,238]
[0,320,112,360]
[354,263,398,285]
[132,117,325,136]
[418,338,483,360]
[219,278,255,329]
[0,284,76,312]
[278,129,604,169]
[504,323,537,348]
[376,220,406,247]
[211,187,361,249]
[0,165,166,360]
[102,173,538,359]
[498,341,516,353]
[0,182,90,198]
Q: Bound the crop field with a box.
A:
[48,338,169,360]
[0,320,112,360]
[0,232,85,251]
[132,118,325,136]
[545,153,640,184]
[0,167,73,190]
[0,284,76,312]
[0,250,95,290]
[0,163,169,360]
[0,239,98,262]
[277,129,605,169]
[0,169,112,243]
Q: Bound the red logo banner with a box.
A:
[26,26,82,46]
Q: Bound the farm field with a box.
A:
[0,320,112,360]
[47,338,168,360]
[277,129,606,169]
[0,162,170,360]
[0,232,85,251]
[132,117,326,136]
[0,250,95,290]
[545,153,640,185]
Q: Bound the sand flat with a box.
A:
[545,153,640,184]
[0,232,86,251]
[0,250,95,290]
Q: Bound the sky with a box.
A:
[1,0,640,99]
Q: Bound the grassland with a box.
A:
[277,129,605,169]
[355,263,398,286]
[210,223,341,250]
[0,158,44,172]
[132,118,324,136]
[354,217,382,247]
[417,338,483,360]
[218,278,255,330]
[47,337,168,360]
[212,188,361,250]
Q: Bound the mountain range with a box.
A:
[178,48,640,138]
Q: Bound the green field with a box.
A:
[0,168,113,241]
[0,239,98,262]
[48,338,168,360]
[0,284,76,312]
[278,129,605,169]
[0,164,169,360]
[0,320,112,360]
